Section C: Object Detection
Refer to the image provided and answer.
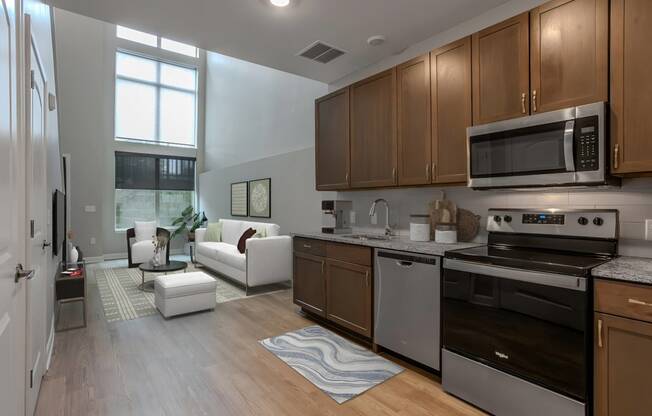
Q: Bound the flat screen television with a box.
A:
[52,189,65,257]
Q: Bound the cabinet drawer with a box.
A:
[326,242,372,266]
[595,279,652,323]
[293,237,326,257]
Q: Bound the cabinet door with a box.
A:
[610,0,652,174]
[530,0,608,113]
[397,55,431,185]
[315,88,350,190]
[293,252,326,317]
[595,313,652,416]
[431,37,472,184]
[350,69,397,188]
[472,13,530,124]
[326,259,372,337]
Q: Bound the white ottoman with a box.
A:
[154,272,217,318]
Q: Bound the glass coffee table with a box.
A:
[138,260,188,292]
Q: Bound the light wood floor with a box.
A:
[36,259,486,416]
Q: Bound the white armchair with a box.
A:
[194,219,292,292]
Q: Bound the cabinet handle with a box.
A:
[365,270,370,287]
[532,90,537,112]
[432,162,436,180]
[597,318,603,348]
[303,244,312,249]
[628,298,652,307]
[521,93,526,114]
[321,261,325,275]
[426,163,430,180]
[346,172,350,184]
[613,144,620,170]
[392,168,397,183]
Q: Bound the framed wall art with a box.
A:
[231,181,248,217]
[248,178,271,218]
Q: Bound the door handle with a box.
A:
[321,260,325,275]
[15,264,35,283]
[532,90,537,112]
[365,270,370,287]
[597,318,603,348]
[521,92,526,114]
[392,168,397,183]
[345,172,350,184]
[42,240,51,250]
[426,163,430,180]
[628,298,652,307]
[396,261,413,268]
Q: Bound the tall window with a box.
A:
[115,51,198,147]
[115,152,196,229]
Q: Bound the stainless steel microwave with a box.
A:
[467,102,615,189]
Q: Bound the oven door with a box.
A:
[468,116,576,188]
[442,259,588,401]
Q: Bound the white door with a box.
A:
[25,15,49,416]
[0,1,27,416]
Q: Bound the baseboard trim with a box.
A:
[46,317,55,371]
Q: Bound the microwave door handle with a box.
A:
[564,120,576,172]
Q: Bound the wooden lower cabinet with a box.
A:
[594,313,652,415]
[293,252,326,317]
[326,259,372,338]
[293,239,373,338]
[594,279,652,415]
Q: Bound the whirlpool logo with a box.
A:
[495,351,509,360]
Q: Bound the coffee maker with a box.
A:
[321,200,352,234]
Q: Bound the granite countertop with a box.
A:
[592,256,652,285]
[292,231,483,257]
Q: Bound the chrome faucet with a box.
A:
[369,198,394,236]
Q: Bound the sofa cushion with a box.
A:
[220,219,280,245]
[253,227,267,238]
[237,228,257,254]
[131,240,154,264]
[134,221,156,242]
[196,242,246,271]
[154,272,217,299]
[205,222,222,242]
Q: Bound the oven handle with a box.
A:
[444,258,587,291]
[564,120,576,172]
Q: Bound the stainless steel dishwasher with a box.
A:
[374,249,440,370]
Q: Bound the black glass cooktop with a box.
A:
[445,245,611,277]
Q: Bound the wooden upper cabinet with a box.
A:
[594,313,652,416]
[431,37,472,184]
[530,0,608,114]
[315,88,350,190]
[397,55,431,186]
[610,0,652,174]
[350,69,398,188]
[472,13,530,125]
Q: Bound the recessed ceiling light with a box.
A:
[270,0,290,7]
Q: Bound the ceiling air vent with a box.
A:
[297,41,346,64]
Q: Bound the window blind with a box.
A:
[115,152,196,191]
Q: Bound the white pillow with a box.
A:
[134,221,157,242]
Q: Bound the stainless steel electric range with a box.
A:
[442,208,618,416]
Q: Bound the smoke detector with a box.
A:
[367,35,386,46]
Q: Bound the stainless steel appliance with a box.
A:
[321,200,352,234]
[442,208,618,416]
[467,102,617,189]
[375,250,440,370]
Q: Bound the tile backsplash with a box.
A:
[336,177,652,257]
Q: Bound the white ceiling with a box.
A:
[45,0,511,84]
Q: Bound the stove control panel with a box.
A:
[487,209,618,240]
[522,213,565,225]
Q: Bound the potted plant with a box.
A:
[170,206,206,242]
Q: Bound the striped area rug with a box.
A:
[260,325,404,403]
[95,265,247,322]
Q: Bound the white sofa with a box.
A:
[194,219,292,292]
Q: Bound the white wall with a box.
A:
[200,51,329,232]
[54,9,203,258]
[204,52,328,171]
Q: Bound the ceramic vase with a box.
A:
[70,245,79,263]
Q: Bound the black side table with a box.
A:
[55,261,87,332]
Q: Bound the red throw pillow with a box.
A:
[237,228,257,253]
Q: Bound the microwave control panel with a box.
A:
[575,116,600,171]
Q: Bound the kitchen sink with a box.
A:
[343,234,393,241]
